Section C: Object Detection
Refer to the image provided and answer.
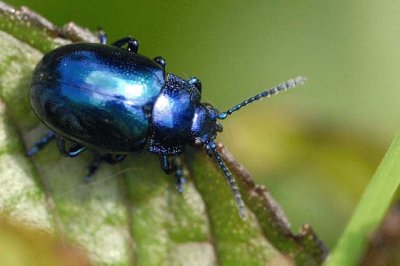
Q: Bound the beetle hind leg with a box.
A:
[26,131,56,157]
[56,137,87,157]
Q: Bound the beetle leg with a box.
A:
[26,131,56,157]
[174,156,186,193]
[97,28,107,44]
[83,154,125,182]
[102,154,126,164]
[84,154,102,183]
[188,77,202,94]
[153,56,167,70]
[112,36,139,53]
[56,137,87,158]
[160,155,186,192]
[160,155,175,174]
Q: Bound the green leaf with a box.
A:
[0,2,327,265]
[326,133,400,266]
[0,216,90,266]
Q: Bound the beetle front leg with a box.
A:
[56,137,87,157]
[159,155,186,192]
[160,155,175,174]
[112,36,139,53]
[174,156,186,193]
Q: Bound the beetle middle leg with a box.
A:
[84,153,102,182]
[97,28,107,44]
[84,153,126,182]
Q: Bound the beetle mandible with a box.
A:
[27,33,305,217]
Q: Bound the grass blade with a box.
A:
[326,132,400,265]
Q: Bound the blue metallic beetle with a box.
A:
[27,34,305,216]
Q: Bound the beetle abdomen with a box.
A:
[30,43,165,153]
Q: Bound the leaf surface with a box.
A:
[0,2,327,265]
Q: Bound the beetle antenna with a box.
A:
[217,76,306,120]
[206,141,246,218]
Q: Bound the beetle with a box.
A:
[27,33,305,217]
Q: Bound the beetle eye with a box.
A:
[188,77,202,93]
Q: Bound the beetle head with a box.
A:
[190,76,306,146]
[191,103,222,145]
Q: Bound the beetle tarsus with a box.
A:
[84,154,102,183]
[97,28,107,44]
[160,155,175,174]
[174,156,186,193]
[153,56,167,69]
[26,131,56,157]
[160,155,186,192]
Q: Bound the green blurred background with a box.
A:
[6,0,400,248]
